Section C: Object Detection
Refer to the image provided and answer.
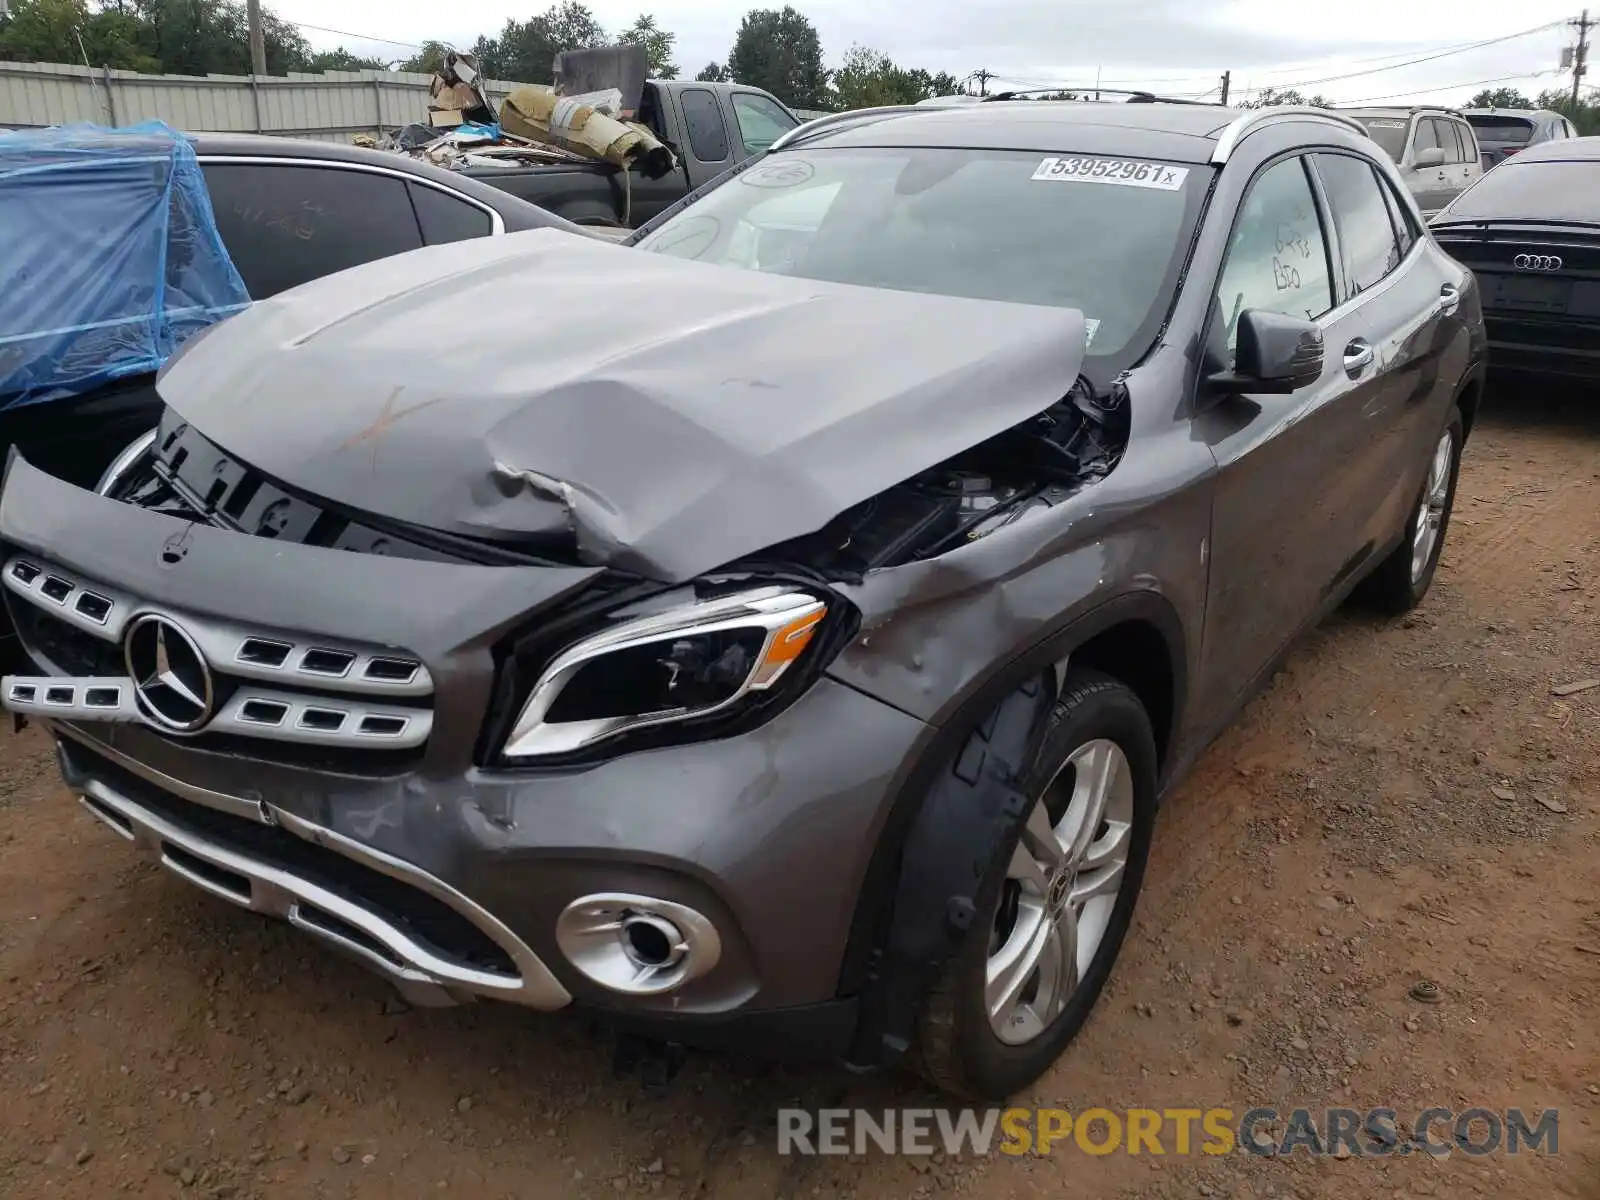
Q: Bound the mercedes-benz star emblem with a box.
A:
[1513,253,1563,271]
[124,615,215,732]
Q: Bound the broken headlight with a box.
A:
[501,587,828,759]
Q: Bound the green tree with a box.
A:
[0,0,156,70]
[491,2,608,84]
[304,46,388,72]
[695,60,728,81]
[616,13,675,79]
[398,39,451,74]
[726,6,827,109]
[1467,87,1533,109]
[1241,87,1331,109]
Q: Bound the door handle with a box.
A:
[1343,339,1374,375]
[1437,284,1461,316]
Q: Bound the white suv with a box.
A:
[1341,106,1482,218]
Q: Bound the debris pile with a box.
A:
[378,44,676,178]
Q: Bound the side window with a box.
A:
[1411,118,1441,158]
[1315,154,1403,296]
[1454,121,1478,163]
[1376,174,1416,257]
[731,92,799,156]
[679,89,731,163]
[1215,156,1334,353]
[1441,121,1464,163]
[201,163,422,299]
[408,182,493,245]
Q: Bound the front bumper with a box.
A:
[55,724,569,1011]
[0,454,932,1043]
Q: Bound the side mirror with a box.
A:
[1205,310,1324,396]
[1414,146,1446,169]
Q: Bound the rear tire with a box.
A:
[1358,407,1464,615]
[912,670,1157,1100]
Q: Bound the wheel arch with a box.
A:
[837,589,1187,1067]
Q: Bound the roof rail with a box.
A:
[1210,106,1373,164]
[985,86,1220,106]
[770,105,919,151]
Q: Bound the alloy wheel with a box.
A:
[1410,428,1454,584]
[986,738,1135,1046]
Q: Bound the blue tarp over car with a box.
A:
[0,120,250,411]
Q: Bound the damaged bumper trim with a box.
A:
[59,735,574,1012]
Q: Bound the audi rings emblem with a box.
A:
[124,614,215,732]
[1513,253,1563,271]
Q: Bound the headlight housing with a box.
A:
[502,586,829,759]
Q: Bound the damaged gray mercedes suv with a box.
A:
[1,99,1485,1098]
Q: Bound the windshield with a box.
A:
[1466,115,1536,148]
[1437,159,1600,224]
[634,147,1208,363]
[1351,117,1409,159]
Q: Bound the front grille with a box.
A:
[68,742,518,977]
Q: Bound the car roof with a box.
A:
[784,101,1326,165]
[1499,134,1600,162]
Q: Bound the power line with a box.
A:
[1241,19,1565,94]
[974,20,1574,94]
[282,19,426,50]
[1341,68,1559,105]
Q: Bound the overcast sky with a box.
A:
[284,0,1587,107]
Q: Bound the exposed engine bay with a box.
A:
[766,376,1129,580]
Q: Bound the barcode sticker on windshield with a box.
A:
[1032,157,1188,190]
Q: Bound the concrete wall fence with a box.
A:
[0,60,833,143]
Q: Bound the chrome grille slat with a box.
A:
[3,553,433,699]
[211,688,432,749]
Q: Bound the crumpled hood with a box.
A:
[157,228,1086,582]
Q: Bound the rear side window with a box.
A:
[408,182,493,244]
[1314,154,1402,296]
[1376,174,1416,257]
[1445,122,1473,163]
[731,92,798,156]
[679,89,731,163]
[201,163,423,298]
[1454,121,1478,161]
[1429,119,1465,162]
[1215,156,1334,350]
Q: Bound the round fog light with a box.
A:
[555,893,722,996]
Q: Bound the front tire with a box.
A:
[1358,407,1464,614]
[913,670,1157,1100]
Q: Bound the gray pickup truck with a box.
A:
[465,80,803,228]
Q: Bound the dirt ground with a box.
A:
[0,385,1596,1200]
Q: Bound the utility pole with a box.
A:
[970,68,992,96]
[1219,70,1231,106]
[247,0,267,76]
[1571,9,1593,111]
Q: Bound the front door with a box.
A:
[1194,153,1390,719]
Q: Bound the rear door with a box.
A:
[1312,152,1463,551]
[1195,153,1387,717]
[1448,119,1482,197]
